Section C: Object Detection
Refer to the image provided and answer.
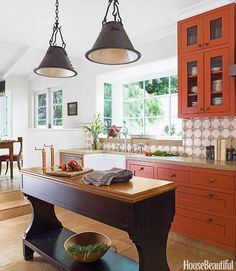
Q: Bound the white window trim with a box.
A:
[34,87,63,129]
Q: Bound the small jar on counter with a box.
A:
[206,145,215,160]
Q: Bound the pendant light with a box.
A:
[85,0,141,65]
[34,0,77,78]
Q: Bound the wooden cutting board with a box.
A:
[46,168,93,177]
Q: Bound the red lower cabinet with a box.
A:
[127,159,236,251]
[172,208,234,249]
[127,160,155,179]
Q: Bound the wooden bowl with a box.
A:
[64,232,111,263]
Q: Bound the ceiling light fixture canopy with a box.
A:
[34,0,77,78]
[85,0,141,65]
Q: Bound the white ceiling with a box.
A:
[0,0,234,79]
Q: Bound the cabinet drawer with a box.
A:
[129,164,155,179]
[173,208,234,248]
[157,167,191,185]
[193,171,235,190]
[176,186,234,216]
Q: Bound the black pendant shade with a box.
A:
[34,46,77,78]
[86,0,141,65]
[34,0,77,78]
[86,21,141,65]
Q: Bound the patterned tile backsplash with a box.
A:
[99,117,236,158]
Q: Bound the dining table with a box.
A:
[0,140,16,179]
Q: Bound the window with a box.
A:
[37,93,47,127]
[35,89,63,128]
[123,75,182,137]
[104,83,112,129]
[0,95,10,137]
[52,90,63,126]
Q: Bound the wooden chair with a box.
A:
[0,137,23,175]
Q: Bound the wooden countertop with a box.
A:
[59,149,236,171]
[21,167,176,203]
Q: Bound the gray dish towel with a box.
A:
[83,167,133,186]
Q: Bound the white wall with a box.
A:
[29,58,109,128]
[6,75,29,139]
[25,129,86,167]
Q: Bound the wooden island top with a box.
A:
[21,167,176,203]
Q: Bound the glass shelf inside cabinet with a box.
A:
[187,25,197,46]
[210,18,222,40]
[187,61,198,107]
[210,56,223,106]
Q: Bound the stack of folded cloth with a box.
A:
[83,167,133,187]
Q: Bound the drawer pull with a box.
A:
[208,193,214,198]
[208,218,213,223]
[169,173,177,178]
[208,178,214,184]
[139,167,144,171]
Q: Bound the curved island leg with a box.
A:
[129,190,175,271]
[23,195,62,261]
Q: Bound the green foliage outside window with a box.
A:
[145,78,169,95]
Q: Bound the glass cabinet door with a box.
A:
[181,53,204,114]
[180,17,204,54]
[204,48,230,113]
[204,7,229,48]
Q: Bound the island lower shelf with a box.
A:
[24,227,139,271]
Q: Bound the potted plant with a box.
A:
[83,114,104,150]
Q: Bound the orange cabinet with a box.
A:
[127,159,236,251]
[179,5,230,54]
[126,160,155,179]
[178,3,236,118]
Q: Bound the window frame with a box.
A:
[34,88,63,129]
[122,75,180,137]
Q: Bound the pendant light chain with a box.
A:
[49,0,66,49]
[102,0,122,25]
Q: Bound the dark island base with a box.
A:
[24,227,138,271]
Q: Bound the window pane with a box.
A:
[124,119,144,135]
[170,117,182,137]
[53,105,62,119]
[104,101,112,118]
[104,83,112,100]
[104,118,112,129]
[38,94,46,107]
[123,82,144,99]
[38,119,46,126]
[38,107,46,120]
[170,75,178,94]
[170,95,178,117]
[144,98,165,118]
[53,119,63,126]
[145,117,169,136]
[53,90,62,104]
[145,77,169,96]
[123,101,143,118]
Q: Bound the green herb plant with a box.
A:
[66,242,116,261]
[83,114,105,150]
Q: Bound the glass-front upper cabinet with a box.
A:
[180,18,204,54]
[181,53,204,114]
[204,48,230,113]
[204,7,229,48]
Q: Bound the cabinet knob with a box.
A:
[139,167,144,171]
[208,178,214,184]
[169,173,177,178]
[205,42,209,46]
[198,107,204,112]
[208,193,214,198]
[205,107,210,112]
[208,218,213,223]
[198,44,203,48]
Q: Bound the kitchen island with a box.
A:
[21,168,176,271]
